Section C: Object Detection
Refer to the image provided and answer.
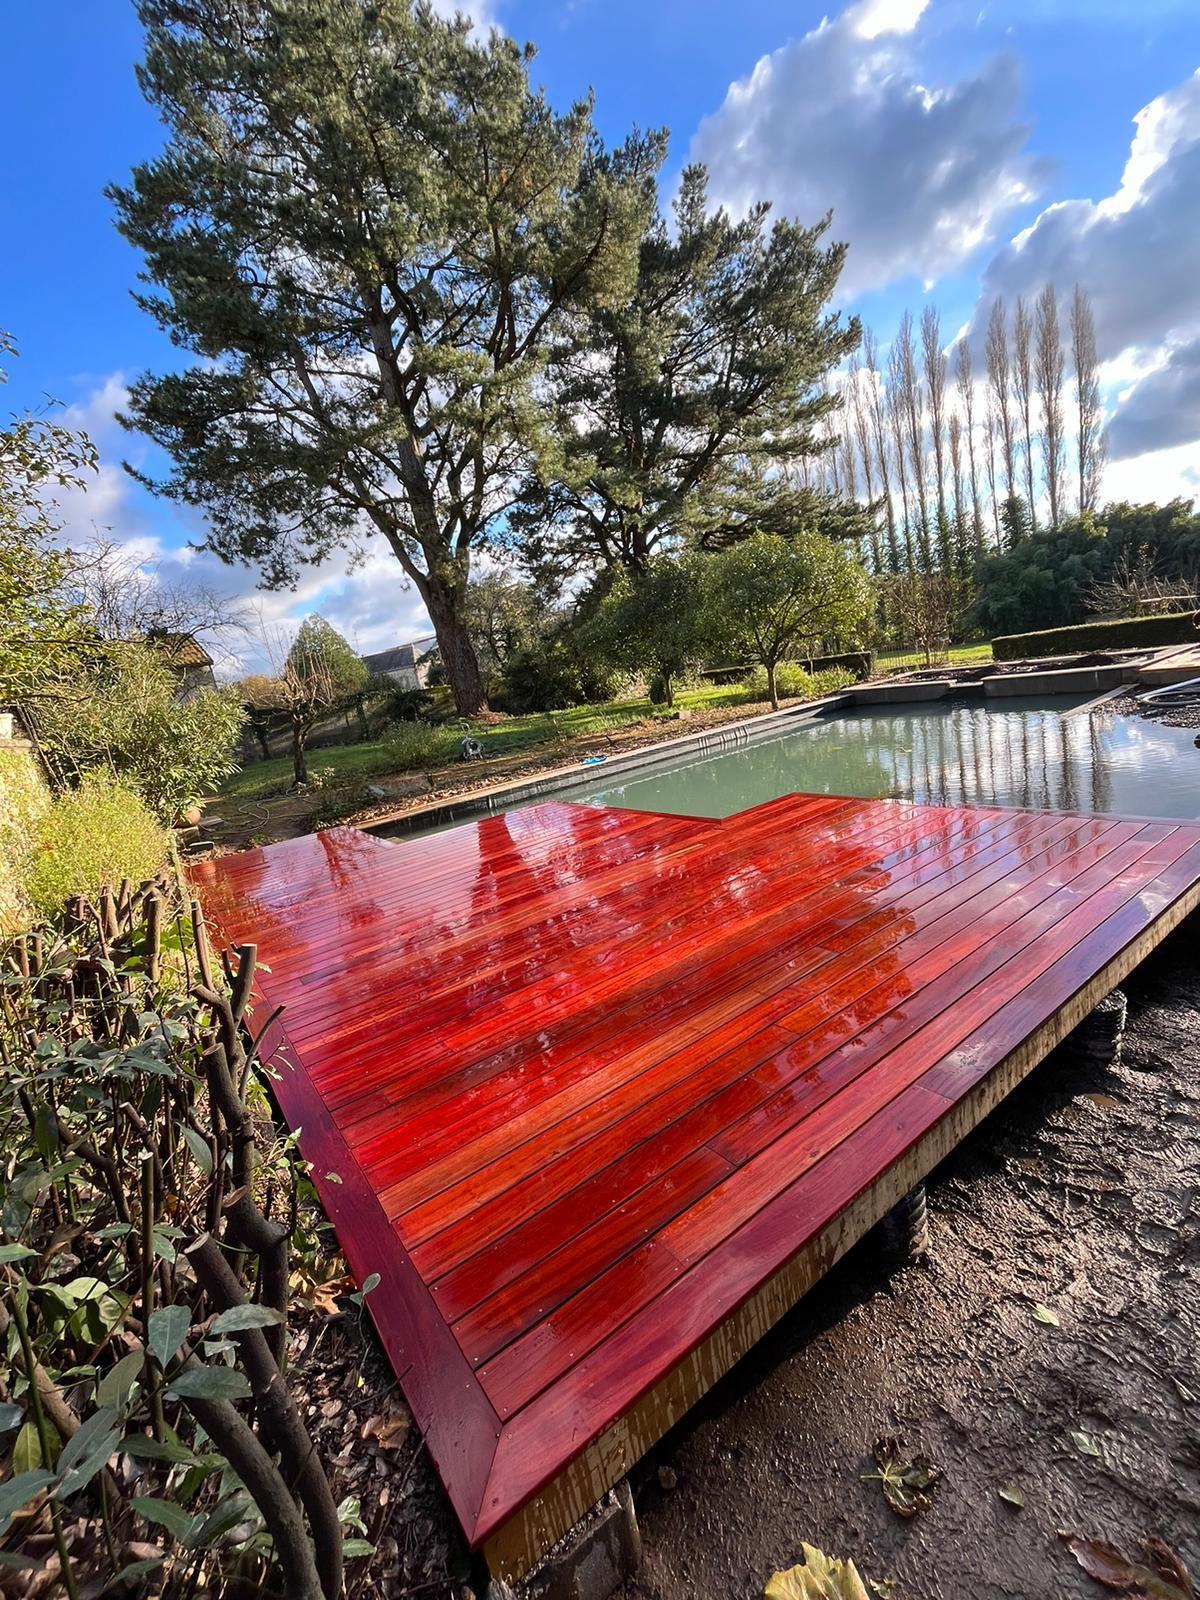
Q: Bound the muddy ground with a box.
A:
[315,913,1200,1600]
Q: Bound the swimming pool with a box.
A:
[572,697,1200,821]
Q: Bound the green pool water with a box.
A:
[571,697,1200,821]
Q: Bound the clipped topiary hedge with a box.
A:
[992,611,1200,662]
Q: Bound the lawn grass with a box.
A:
[876,641,994,672]
[216,682,758,803]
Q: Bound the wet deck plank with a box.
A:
[189,794,1200,1578]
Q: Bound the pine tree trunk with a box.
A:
[425,582,489,717]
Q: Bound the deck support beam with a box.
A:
[488,1480,640,1600]
[882,1181,930,1265]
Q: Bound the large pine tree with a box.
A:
[111,0,658,714]
[512,167,861,587]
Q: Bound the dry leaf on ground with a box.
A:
[863,1437,942,1517]
[765,1543,871,1600]
[1060,1532,1194,1598]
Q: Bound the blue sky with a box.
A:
[3,0,1199,670]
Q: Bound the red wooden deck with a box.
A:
[190,794,1200,1578]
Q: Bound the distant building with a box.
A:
[361,634,440,691]
[148,632,217,699]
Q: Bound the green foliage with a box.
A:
[587,556,712,706]
[112,0,657,712]
[972,501,1200,636]
[741,663,856,703]
[0,748,50,934]
[519,164,860,583]
[0,886,347,1594]
[464,570,544,679]
[22,773,169,918]
[35,641,245,820]
[704,530,872,707]
[382,721,461,773]
[0,336,97,702]
[287,615,368,699]
[496,629,622,714]
[992,610,1200,661]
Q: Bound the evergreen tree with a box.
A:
[111,0,656,715]
[515,167,860,585]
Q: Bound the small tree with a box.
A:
[887,571,971,666]
[243,616,368,786]
[588,557,711,707]
[704,532,871,709]
[0,335,97,704]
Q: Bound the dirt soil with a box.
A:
[202,698,818,852]
[306,915,1200,1600]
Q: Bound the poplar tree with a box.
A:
[1070,285,1106,517]
[985,299,1018,525]
[1036,285,1067,530]
[1013,296,1038,532]
[111,0,655,715]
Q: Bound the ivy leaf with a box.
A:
[148,1304,192,1370]
[0,1243,37,1264]
[997,1485,1025,1509]
[167,1366,252,1403]
[1032,1304,1061,1327]
[209,1305,285,1336]
[0,1402,23,1433]
[1070,1430,1103,1459]
[343,1539,375,1558]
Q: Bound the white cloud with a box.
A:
[688,0,1046,297]
[964,68,1200,491]
[51,377,434,680]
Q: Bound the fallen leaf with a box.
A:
[998,1485,1025,1509]
[361,1397,411,1452]
[862,1438,942,1518]
[765,1543,871,1600]
[1033,1304,1061,1326]
[1070,1430,1103,1459]
[1060,1533,1194,1598]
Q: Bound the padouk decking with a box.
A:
[190,794,1200,1578]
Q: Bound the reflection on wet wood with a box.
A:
[190,794,1200,1580]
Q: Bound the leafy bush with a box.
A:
[36,641,245,820]
[23,773,170,918]
[741,663,856,703]
[0,747,50,934]
[992,611,1199,661]
[383,720,461,771]
[495,632,620,714]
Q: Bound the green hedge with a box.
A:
[992,612,1200,662]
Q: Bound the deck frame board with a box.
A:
[189,792,1200,1581]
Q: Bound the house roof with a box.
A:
[148,632,214,669]
[362,635,440,674]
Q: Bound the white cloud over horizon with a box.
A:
[689,0,1047,297]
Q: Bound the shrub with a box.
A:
[741,663,856,703]
[0,747,51,934]
[992,611,1199,661]
[383,720,461,771]
[496,633,620,714]
[23,772,170,919]
[37,641,246,820]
